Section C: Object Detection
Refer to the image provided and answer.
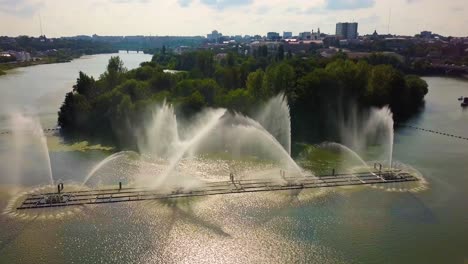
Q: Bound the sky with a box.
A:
[0,0,467,37]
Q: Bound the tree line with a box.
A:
[58,47,428,148]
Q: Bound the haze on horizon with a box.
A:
[1,0,467,37]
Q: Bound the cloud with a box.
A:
[359,14,379,24]
[285,0,373,15]
[449,6,464,12]
[285,7,301,14]
[285,5,324,15]
[256,5,270,15]
[109,0,149,3]
[178,0,193,7]
[200,0,253,10]
[324,0,375,10]
[0,0,44,17]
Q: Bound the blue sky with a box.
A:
[0,0,466,37]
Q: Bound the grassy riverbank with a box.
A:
[0,57,73,75]
[0,49,117,76]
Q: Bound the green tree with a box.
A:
[366,65,403,107]
[405,75,428,104]
[223,88,253,113]
[58,92,91,131]
[277,45,284,61]
[246,69,266,99]
[149,72,175,93]
[263,62,296,96]
[116,80,150,101]
[180,91,205,114]
[101,56,127,89]
[73,71,97,99]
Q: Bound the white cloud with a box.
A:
[0,0,466,37]
[324,0,375,10]
[0,0,43,18]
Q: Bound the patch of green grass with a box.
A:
[297,145,344,175]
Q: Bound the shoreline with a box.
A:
[1,60,69,74]
[420,73,468,81]
[0,51,117,76]
[0,58,75,76]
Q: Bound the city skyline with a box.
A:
[1,0,467,38]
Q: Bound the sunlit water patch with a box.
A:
[2,184,88,221]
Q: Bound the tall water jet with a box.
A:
[4,112,53,186]
[368,107,394,169]
[149,108,227,188]
[180,112,305,184]
[82,151,139,186]
[138,101,180,158]
[339,105,394,169]
[91,94,301,189]
[227,113,301,173]
[254,93,292,155]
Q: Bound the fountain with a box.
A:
[80,95,423,200]
[147,107,227,188]
[339,105,394,169]
[137,101,180,158]
[83,95,304,190]
[2,112,54,186]
[81,151,138,187]
[253,93,292,155]
[317,142,374,174]
[11,95,426,212]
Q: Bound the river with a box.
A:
[0,53,467,263]
[0,51,152,128]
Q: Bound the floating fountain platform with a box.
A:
[16,169,418,210]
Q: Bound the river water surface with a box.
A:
[0,54,467,263]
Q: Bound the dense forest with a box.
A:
[0,36,117,55]
[58,47,428,148]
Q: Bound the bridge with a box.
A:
[16,168,418,210]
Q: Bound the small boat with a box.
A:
[458,96,464,101]
[462,98,468,107]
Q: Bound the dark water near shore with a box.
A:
[0,52,467,264]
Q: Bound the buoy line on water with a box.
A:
[0,128,60,135]
[0,124,466,141]
[396,123,468,141]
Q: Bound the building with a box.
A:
[299,32,311,40]
[283,32,293,39]
[267,32,280,41]
[5,51,31,62]
[250,41,282,54]
[0,52,14,62]
[285,40,323,54]
[174,46,191,55]
[207,30,222,41]
[311,28,322,40]
[233,35,243,41]
[420,31,432,39]
[336,22,358,39]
